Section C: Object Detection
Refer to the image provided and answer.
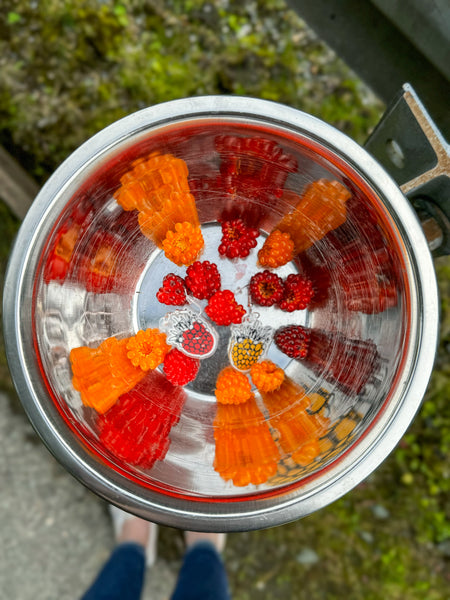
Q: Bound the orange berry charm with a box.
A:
[250,360,285,392]
[215,367,252,405]
[258,229,294,268]
[126,328,170,371]
[162,222,204,266]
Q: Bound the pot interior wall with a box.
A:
[32,119,408,499]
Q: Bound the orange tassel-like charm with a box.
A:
[213,395,280,487]
[70,329,170,414]
[260,377,329,466]
[259,179,351,266]
[114,153,204,265]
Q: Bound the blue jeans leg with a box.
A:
[171,541,231,600]
[81,542,146,600]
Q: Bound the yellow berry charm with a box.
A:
[228,316,272,372]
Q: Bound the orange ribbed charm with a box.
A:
[258,180,351,265]
[213,395,280,487]
[260,377,329,466]
[70,329,170,414]
[277,179,351,254]
[114,153,204,263]
[250,360,285,392]
[215,367,252,405]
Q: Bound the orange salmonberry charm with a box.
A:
[257,229,294,268]
[126,328,170,371]
[213,395,280,487]
[215,367,252,405]
[70,329,170,414]
[162,222,204,266]
[250,360,285,392]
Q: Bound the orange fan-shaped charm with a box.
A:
[259,377,329,467]
[214,395,280,487]
[114,153,204,265]
[70,329,170,414]
[258,179,351,266]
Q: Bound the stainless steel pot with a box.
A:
[3,94,441,531]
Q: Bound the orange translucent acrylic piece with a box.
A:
[276,179,351,254]
[161,222,204,266]
[70,329,170,414]
[260,377,329,466]
[250,360,285,392]
[257,229,294,268]
[215,367,252,405]
[214,395,280,487]
[114,153,202,251]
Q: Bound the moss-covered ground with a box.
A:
[1,1,449,598]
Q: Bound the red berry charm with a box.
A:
[163,348,200,385]
[156,274,187,306]
[249,270,284,307]
[181,321,215,356]
[205,290,246,326]
[218,219,259,259]
[185,261,221,300]
[162,309,218,359]
[275,325,311,359]
[278,274,314,312]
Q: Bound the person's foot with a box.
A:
[109,505,158,567]
[184,531,227,553]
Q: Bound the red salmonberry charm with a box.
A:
[205,290,246,326]
[185,261,221,300]
[181,321,215,356]
[249,270,284,307]
[274,325,311,359]
[162,309,218,359]
[163,348,200,386]
[278,274,314,312]
[218,219,259,259]
[156,274,187,306]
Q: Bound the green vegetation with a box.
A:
[0,1,448,598]
[0,0,383,183]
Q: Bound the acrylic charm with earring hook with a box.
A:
[160,307,218,360]
[228,313,273,371]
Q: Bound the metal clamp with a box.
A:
[365,83,450,257]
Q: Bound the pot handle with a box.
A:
[364,83,450,257]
